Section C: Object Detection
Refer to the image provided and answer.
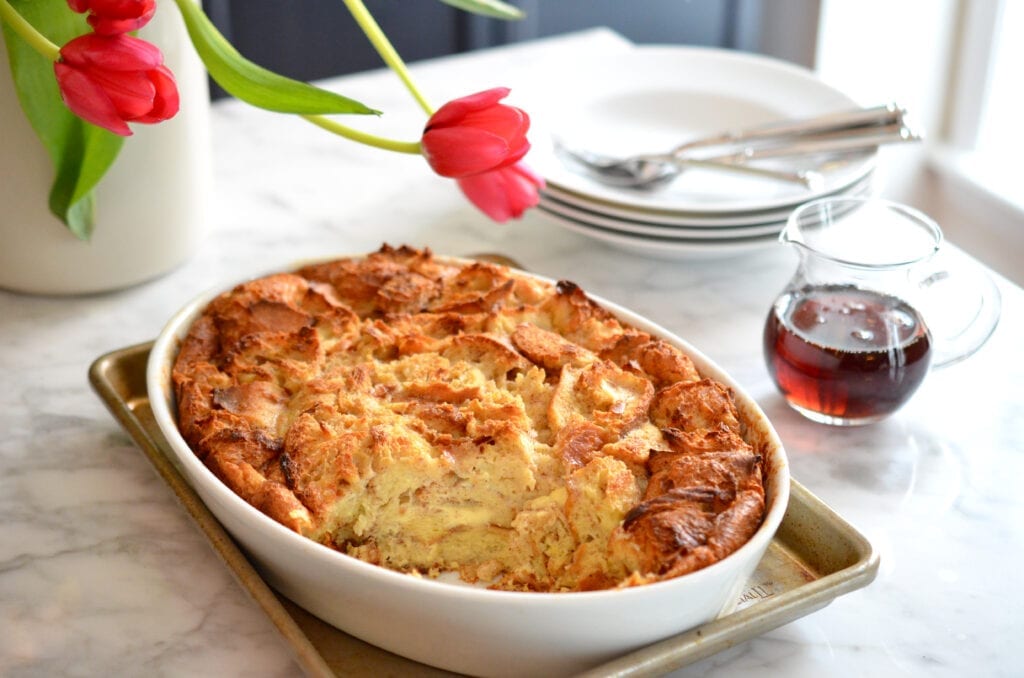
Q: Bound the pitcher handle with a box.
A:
[918,247,1002,369]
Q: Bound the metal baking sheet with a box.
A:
[89,342,878,677]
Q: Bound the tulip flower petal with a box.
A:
[460,105,528,142]
[86,67,156,119]
[422,127,517,177]
[457,162,544,222]
[89,12,155,35]
[69,0,137,15]
[54,62,133,136]
[92,35,163,70]
[54,32,178,134]
[133,65,180,122]
[70,0,157,35]
[499,163,545,217]
[85,0,155,19]
[426,87,511,129]
[421,87,532,183]
[60,33,163,71]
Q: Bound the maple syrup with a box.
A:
[764,284,932,424]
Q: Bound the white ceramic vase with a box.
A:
[0,4,211,295]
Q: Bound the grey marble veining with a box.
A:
[1,28,1021,678]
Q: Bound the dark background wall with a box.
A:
[201,0,819,98]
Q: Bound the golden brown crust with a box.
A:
[172,245,765,591]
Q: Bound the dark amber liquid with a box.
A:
[764,284,932,422]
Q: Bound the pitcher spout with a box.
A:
[778,218,802,247]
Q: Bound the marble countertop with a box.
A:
[2,28,1021,678]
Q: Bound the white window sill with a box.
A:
[917,144,1024,286]
[926,145,1024,221]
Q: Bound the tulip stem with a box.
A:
[0,0,61,62]
[341,0,435,116]
[302,114,422,154]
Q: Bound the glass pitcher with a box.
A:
[764,197,1001,426]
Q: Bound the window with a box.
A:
[939,0,1024,215]
[815,0,1024,285]
[974,1,1022,157]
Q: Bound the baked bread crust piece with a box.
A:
[172,244,765,591]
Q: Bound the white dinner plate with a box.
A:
[539,195,786,240]
[538,205,780,261]
[526,45,872,215]
[540,172,875,228]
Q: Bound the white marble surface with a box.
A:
[1,28,1022,678]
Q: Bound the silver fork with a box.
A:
[554,103,917,190]
[553,141,823,190]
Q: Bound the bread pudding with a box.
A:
[172,245,766,592]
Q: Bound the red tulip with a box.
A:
[421,88,530,178]
[67,0,156,36]
[55,33,179,136]
[456,162,544,223]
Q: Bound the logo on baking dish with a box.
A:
[737,584,776,607]
[0,0,543,237]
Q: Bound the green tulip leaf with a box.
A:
[439,0,524,20]
[2,0,124,239]
[172,0,380,116]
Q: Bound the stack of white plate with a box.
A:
[525,46,878,260]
